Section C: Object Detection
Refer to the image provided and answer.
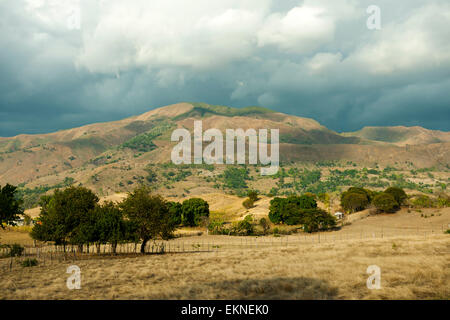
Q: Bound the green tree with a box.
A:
[384,187,407,205]
[31,187,99,252]
[120,187,175,253]
[341,192,369,213]
[91,201,131,254]
[167,201,183,226]
[0,184,23,228]
[268,197,286,224]
[268,194,318,225]
[372,193,399,213]
[181,198,210,227]
[302,208,337,233]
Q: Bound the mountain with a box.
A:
[343,126,450,146]
[0,102,449,204]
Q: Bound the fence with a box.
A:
[1,224,448,272]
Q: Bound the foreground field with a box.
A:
[0,234,448,300]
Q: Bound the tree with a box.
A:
[0,184,23,228]
[90,201,131,254]
[268,197,286,224]
[302,208,337,233]
[372,193,399,213]
[384,187,407,205]
[297,194,317,209]
[181,198,210,227]
[341,192,369,213]
[268,194,318,225]
[31,187,99,252]
[120,187,175,253]
[167,201,183,226]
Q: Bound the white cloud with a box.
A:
[351,3,450,75]
[76,0,270,73]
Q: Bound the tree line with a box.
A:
[30,186,209,253]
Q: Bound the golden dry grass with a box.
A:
[0,234,448,300]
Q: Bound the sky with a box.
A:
[0,0,449,137]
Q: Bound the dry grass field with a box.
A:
[1,207,449,300]
[0,234,448,300]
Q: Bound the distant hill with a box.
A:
[343,126,450,146]
[0,102,449,198]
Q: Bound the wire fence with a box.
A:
[1,224,448,272]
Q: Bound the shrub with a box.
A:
[242,198,254,209]
[21,258,38,267]
[341,192,369,213]
[445,229,450,234]
[8,243,24,257]
[372,193,399,213]
[247,190,259,202]
[259,218,270,235]
[384,187,407,205]
[412,195,435,208]
[235,215,254,235]
[208,218,227,235]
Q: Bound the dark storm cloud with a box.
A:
[0,0,449,137]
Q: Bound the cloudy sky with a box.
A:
[1,0,449,137]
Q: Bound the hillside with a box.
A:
[343,126,450,146]
[0,102,449,208]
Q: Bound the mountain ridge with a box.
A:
[0,102,449,191]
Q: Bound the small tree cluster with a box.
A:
[31,186,179,254]
[341,186,407,214]
[340,187,371,213]
[268,194,336,232]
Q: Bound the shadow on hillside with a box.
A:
[166,277,339,300]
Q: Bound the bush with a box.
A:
[445,229,450,234]
[341,192,369,213]
[8,243,24,257]
[247,190,259,202]
[412,195,435,208]
[235,215,254,235]
[384,187,407,205]
[372,193,399,213]
[242,198,254,209]
[21,258,38,267]
[259,218,270,235]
